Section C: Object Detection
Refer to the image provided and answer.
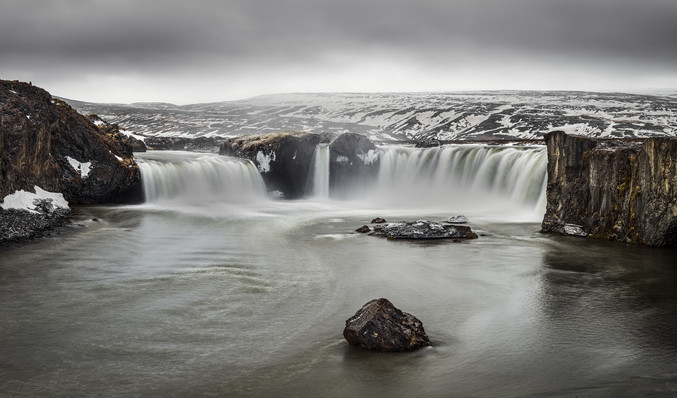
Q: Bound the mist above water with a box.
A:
[135,145,547,222]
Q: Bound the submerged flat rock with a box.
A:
[369,220,478,240]
[343,298,431,352]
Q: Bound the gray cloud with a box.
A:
[1,0,676,102]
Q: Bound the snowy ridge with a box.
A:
[65,91,677,142]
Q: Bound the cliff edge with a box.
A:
[541,131,677,247]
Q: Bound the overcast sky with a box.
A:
[2,0,676,104]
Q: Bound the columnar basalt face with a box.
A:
[542,131,677,247]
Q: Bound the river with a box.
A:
[1,149,676,397]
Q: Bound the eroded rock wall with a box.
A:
[542,131,677,247]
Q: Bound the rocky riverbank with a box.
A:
[1,80,144,245]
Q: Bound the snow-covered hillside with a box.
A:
[65,91,677,142]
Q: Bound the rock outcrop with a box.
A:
[541,131,677,247]
[328,133,379,195]
[220,131,380,199]
[220,131,321,199]
[343,298,431,352]
[370,220,478,240]
[0,80,143,204]
[86,114,147,152]
[145,136,223,153]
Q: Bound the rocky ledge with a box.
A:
[541,131,677,247]
[220,131,379,199]
[343,298,431,352]
[144,136,223,152]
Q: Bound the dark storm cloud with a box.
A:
[1,0,676,101]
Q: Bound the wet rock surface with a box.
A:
[447,215,468,224]
[328,133,380,194]
[343,298,431,352]
[0,208,71,247]
[355,225,371,233]
[369,220,478,240]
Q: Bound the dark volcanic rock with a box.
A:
[86,114,147,152]
[0,207,70,246]
[219,131,380,199]
[0,80,143,204]
[220,131,321,199]
[370,220,478,240]
[328,133,379,194]
[145,136,223,153]
[414,138,441,148]
[355,225,371,233]
[541,131,677,247]
[371,217,387,224]
[343,298,431,352]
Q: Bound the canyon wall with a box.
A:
[542,131,677,247]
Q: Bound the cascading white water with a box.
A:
[136,151,267,205]
[366,145,547,217]
[309,144,330,198]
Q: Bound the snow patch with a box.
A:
[119,129,146,142]
[358,149,379,165]
[336,155,349,164]
[93,119,105,126]
[1,186,69,213]
[66,156,92,178]
[256,151,276,173]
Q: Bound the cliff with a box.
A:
[0,80,143,204]
[542,131,677,247]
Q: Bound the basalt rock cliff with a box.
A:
[542,131,677,247]
[220,131,379,199]
[0,80,143,204]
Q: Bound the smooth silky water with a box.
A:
[1,148,676,397]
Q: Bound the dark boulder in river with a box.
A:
[542,131,677,247]
[370,220,478,240]
[344,298,431,352]
[355,225,371,233]
[0,80,143,205]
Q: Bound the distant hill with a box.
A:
[64,91,677,142]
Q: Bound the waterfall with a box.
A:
[366,145,547,216]
[136,152,267,205]
[308,144,330,198]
